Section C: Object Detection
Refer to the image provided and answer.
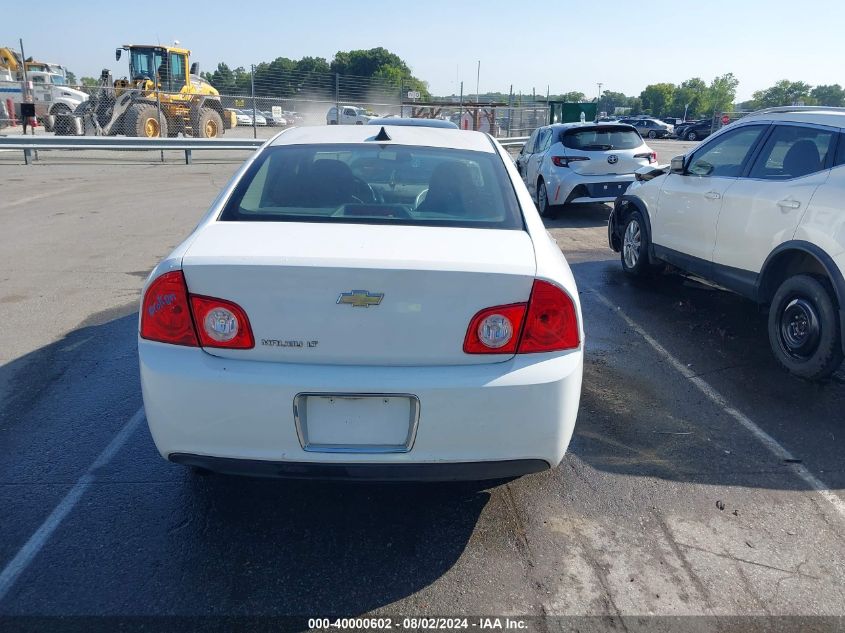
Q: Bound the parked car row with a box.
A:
[230,108,304,127]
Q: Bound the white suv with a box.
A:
[609,107,845,379]
[516,123,657,217]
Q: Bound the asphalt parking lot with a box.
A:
[1,136,844,630]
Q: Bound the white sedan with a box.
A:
[138,124,584,480]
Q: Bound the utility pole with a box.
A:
[597,82,603,102]
[475,60,481,103]
[250,64,257,139]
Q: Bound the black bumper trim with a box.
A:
[169,453,550,481]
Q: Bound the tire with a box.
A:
[620,210,651,276]
[686,131,697,141]
[648,130,657,139]
[122,103,168,138]
[193,107,223,138]
[536,180,556,218]
[767,274,843,380]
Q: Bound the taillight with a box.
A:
[518,280,580,352]
[463,280,579,354]
[551,156,590,168]
[635,151,657,164]
[140,271,198,346]
[463,304,527,354]
[140,271,254,349]
[190,295,254,349]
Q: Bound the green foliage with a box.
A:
[670,77,707,119]
[750,80,813,108]
[708,73,739,114]
[551,91,587,103]
[639,83,676,118]
[810,84,845,107]
[80,76,100,88]
[201,47,428,101]
[65,70,76,84]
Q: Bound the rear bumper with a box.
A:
[170,454,549,481]
[139,340,583,478]
[545,171,635,205]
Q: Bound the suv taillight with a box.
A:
[140,271,254,349]
[463,280,579,354]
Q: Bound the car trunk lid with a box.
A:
[181,222,537,366]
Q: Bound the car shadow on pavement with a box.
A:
[542,203,611,230]
[569,259,845,492]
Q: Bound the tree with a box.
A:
[670,78,707,119]
[639,83,675,118]
[707,73,739,114]
[751,80,813,108]
[810,84,845,107]
[597,90,628,115]
[65,70,76,85]
[551,91,586,103]
[80,76,100,88]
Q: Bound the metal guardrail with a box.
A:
[0,135,266,164]
[0,133,530,165]
[497,136,528,148]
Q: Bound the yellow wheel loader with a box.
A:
[55,44,236,138]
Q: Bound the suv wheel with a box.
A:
[648,130,657,139]
[621,210,651,275]
[686,131,697,141]
[768,274,844,380]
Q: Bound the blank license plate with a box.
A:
[294,393,420,453]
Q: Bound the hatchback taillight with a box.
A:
[463,280,579,354]
[634,151,657,164]
[551,156,590,168]
[140,271,254,349]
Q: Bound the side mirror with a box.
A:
[670,155,685,174]
[190,62,199,76]
[115,49,122,61]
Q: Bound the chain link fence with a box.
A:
[1,65,549,138]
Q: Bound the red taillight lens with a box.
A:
[551,156,590,168]
[463,303,527,354]
[140,271,198,346]
[635,151,657,164]
[518,280,580,353]
[463,280,580,355]
[190,295,254,349]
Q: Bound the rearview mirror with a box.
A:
[115,49,122,61]
[670,155,685,174]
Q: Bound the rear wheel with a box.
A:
[123,103,168,138]
[686,131,697,141]
[768,274,843,380]
[648,130,657,139]
[536,180,556,218]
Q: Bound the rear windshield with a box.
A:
[561,126,642,151]
[220,144,523,229]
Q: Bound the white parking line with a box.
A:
[0,407,145,604]
[591,290,845,522]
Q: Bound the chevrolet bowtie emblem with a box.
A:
[336,290,384,308]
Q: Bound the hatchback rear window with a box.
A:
[561,126,642,151]
[220,144,523,229]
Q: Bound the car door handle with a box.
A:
[704,191,721,200]
[777,199,801,210]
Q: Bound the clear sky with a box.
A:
[7,0,844,100]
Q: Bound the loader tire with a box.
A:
[193,107,223,138]
[123,103,168,138]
